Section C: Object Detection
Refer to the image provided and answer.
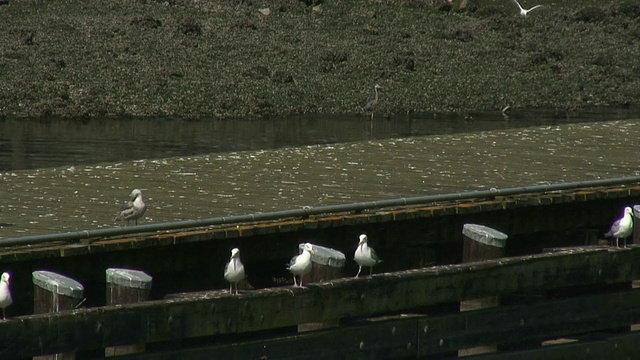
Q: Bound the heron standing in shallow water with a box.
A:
[364,84,382,119]
[114,189,147,226]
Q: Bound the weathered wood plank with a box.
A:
[0,247,638,358]
[419,288,640,356]
[469,331,640,360]
[98,289,640,360]
[118,316,421,360]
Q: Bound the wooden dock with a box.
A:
[0,183,638,359]
[0,247,640,359]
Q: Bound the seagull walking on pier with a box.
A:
[114,189,147,226]
[354,234,382,277]
[605,206,634,248]
[224,248,245,295]
[0,272,13,320]
[511,0,543,17]
[287,243,315,287]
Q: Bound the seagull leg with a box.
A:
[293,275,298,287]
[616,238,620,248]
[2,309,5,320]
[299,275,304,287]
[355,266,362,278]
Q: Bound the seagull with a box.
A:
[354,234,382,277]
[287,243,315,287]
[224,248,245,295]
[512,0,543,17]
[0,272,12,320]
[364,84,382,119]
[605,206,634,248]
[114,189,147,226]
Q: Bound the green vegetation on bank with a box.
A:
[0,0,638,119]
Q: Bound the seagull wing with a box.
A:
[529,4,543,12]
[114,200,135,221]
[511,0,524,11]
[370,247,381,263]
[286,254,299,270]
[605,219,621,237]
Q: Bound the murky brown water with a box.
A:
[1,107,638,171]
[1,117,638,238]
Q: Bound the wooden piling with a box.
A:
[462,223,508,263]
[633,205,639,246]
[302,243,345,284]
[459,224,508,356]
[104,268,152,357]
[298,243,345,332]
[32,271,84,360]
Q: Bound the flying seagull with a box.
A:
[512,0,543,16]
[605,206,634,248]
[114,189,147,226]
[354,234,382,277]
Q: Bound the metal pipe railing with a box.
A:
[2,176,639,247]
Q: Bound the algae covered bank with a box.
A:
[0,0,639,119]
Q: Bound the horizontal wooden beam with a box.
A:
[115,316,422,360]
[470,331,640,360]
[419,288,640,355]
[0,247,638,358]
[99,289,640,360]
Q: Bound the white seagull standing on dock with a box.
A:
[0,272,13,320]
[287,243,315,287]
[605,206,634,248]
[354,234,382,277]
[224,248,245,295]
[511,0,543,17]
[114,189,147,226]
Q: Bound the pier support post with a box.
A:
[104,268,153,357]
[633,205,640,246]
[32,271,84,360]
[298,243,345,332]
[302,243,345,284]
[459,224,508,356]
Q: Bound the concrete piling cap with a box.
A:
[106,268,153,290]
[32,270,84,298]
[462,224,508,248]
[298,243,346,267]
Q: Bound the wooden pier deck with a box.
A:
[0,181,636,358]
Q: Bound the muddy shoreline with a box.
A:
[0,0,638,119]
